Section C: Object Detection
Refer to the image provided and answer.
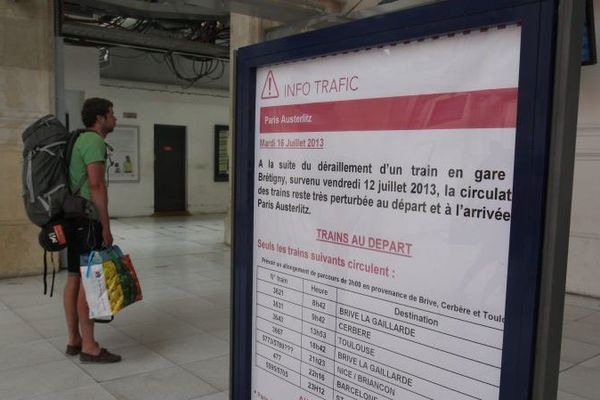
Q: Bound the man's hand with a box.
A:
[102,227,113,247]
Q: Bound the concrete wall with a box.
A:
[224,13,269,245]
[64,46,230,217]
[0,1,54,277]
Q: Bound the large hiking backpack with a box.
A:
[21,115,85,227]
[22,115,92,296]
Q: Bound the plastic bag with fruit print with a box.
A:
[80,246,143,319]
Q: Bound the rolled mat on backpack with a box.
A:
[38,218,103,253]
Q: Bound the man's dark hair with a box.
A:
[81,97,113,128]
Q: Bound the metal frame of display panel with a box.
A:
[231,1,583,399]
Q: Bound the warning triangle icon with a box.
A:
[261,70,280,99]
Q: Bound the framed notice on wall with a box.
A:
[106,125,139,182]
[233,1,582,400]
[214,124,229,182]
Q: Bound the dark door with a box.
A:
[154,124,186,212]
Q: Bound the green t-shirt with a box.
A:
[68,131,107,201]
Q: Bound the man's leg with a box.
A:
[69,220,121,363]
[78,285,121,363]
[65,244,82,349]
[64,273,81,347]
[78,284,100,355]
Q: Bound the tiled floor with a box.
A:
[0,216,229,400]
[0,215,598,400]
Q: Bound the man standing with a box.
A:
[64,97,121,363]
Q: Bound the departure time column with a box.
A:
[301,280,338,399]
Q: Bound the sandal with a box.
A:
[79,348,122,364]
[65,345,82,356]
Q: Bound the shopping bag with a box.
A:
[80,245,143,319]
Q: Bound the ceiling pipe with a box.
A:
[65,0,342,23]
[62,22,230,59]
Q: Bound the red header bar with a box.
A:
[260,88,517,133]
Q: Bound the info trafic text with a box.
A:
[284,76,359,97]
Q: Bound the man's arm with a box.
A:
[87,161,112,246]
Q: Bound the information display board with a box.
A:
[233,1,580,399]
[251,26,519,400]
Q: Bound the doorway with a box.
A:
[154,124,187,213]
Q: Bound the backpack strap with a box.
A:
[42,250,57,297]
[72,174,88,196]
[43,250,48,295]
[26,152,35,203]
[64,129,86,188]
[50,253,56,297]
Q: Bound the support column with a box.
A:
[0,1,55,277]
[225,13,267,246]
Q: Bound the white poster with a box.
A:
[252,26,521,400]
[106,125,139,182]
